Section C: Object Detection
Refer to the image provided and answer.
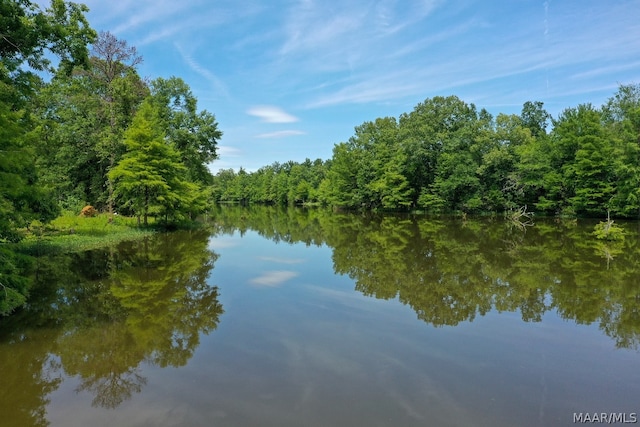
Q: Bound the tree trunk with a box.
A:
[144,185,149,226]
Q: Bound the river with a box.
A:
[1,206,639,426]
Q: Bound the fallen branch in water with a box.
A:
[507,205,534,230]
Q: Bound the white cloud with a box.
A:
[208,238,238,249]
[110,0,187,35]
[257,256,306,264]
[174,43,229,98]
[217,145,243,157]
[255,130,306,139]
[250,271,299,287]
[280,9,366,56]
[569,60,640,81]
[247,106,299,123]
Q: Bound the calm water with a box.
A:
[2,206,640,427]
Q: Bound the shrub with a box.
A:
[593,211,625,241]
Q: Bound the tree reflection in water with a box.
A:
[2,207,640,425]
[0,229,222,417]
[212,206,640,349]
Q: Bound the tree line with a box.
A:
[213,88,640,218]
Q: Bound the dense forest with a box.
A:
[0,0,220,314]
[0,0,221,240]
[212,89,640,218]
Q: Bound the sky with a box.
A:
[43,0,640,172]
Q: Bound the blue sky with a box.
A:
[49,0,640,172]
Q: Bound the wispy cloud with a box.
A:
[175,43,229,98]
[374,0,442,35]
[305,68,421,108]
[569,61,640,81]
[208,238,238,249]
[280,7,366,56]
[250,270,299,287]
[217,145,243,157]
[255,130,306,139]
[257,256,306,264]
[247,106,299,123]
[110,0,188,35]
[271,0,639,111]
[86,0,231,47]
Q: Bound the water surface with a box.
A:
[2,207,640,426]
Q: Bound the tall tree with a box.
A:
[520,101,551,138]
[150,77,221,185]
[398,96,481,209]
[477,114,534,211]
[34,31,147,211]
[603,84,640,217]
[1,0,95,315]
[551,104,614,216]
[90,31,146,215]
[1,0,95,237]
[108,100,194,225]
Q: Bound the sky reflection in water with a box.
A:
[2,207,640,427]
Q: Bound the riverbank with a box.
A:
[14,212,155,255]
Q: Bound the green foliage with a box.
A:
[34,32,148,212]
[0,246,33,315]
[593,219,625,241]
[109,100,195,225]
[1,230,222,412]
[0,0,97,314]
[551,104,616,216]
[212,159,329,206]
[149,77,222,185]
[0,4,221,317]
[0,0,96,77]
[211,205,640,348]
[520,100,551,138]
[213,85,640,219]
[213,86,640,218]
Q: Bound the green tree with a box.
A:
[1,0,95,315]
[0,0,95,77]
[108,100,194,225]
[211,168,236,202]
[550,104,615,216]
[322,142,362,208]
[150,77,222,185]
[520,100,551,138]
[1,0,95,236]
[603,84,640,217]
[362,117,413,209]
[478,114,534,211]
[91,32,147,214]
[418,103,486,212]
[399,96,480,207]
[35,31,147,212]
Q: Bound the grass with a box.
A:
[15,212,155,255]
